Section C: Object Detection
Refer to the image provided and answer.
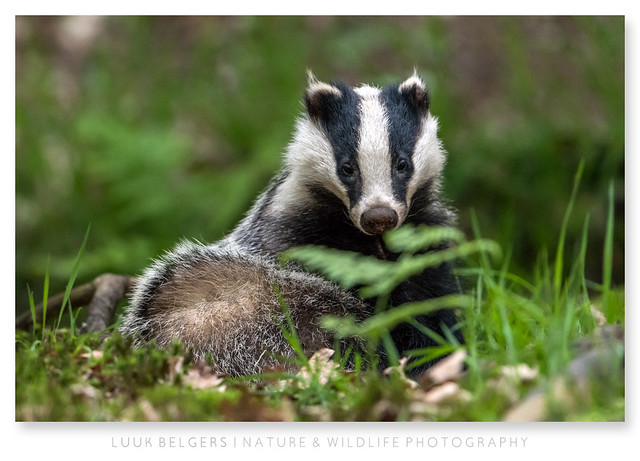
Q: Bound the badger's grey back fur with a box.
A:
[120,72,463,377]
[121,242,368,376]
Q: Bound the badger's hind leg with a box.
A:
[119,241,369,377]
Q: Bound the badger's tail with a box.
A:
[119,241,368,377]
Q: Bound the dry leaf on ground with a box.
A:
[418,349,467,390]
[183,360,227,391]
[295,348,339,387]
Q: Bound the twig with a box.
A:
[16,273,136,334]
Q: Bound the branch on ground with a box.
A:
[16,274,136,334]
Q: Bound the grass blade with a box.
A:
[602,180,615,321]
[554,159,584,303]
[56,225,91,329]
[41,264,50,340]
[27,284,36,336]
[273,284,308,365]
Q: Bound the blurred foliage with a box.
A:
[15,16,624,314]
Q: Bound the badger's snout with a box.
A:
[360,206,398,235]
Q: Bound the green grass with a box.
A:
[15,175,624,422]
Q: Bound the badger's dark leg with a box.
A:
[386,261,464,376]
[120,242,369,377]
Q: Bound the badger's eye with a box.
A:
[396,158,408,172]
[341,163,355,176]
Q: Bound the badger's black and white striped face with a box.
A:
[284,73,446,236]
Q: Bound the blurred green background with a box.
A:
[15,16,624,316]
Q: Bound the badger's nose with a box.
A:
[360,207,398,235]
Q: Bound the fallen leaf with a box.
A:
[302,405,332,422]
[499,363,538,383]
[486,376,520,404]
[78,349,103,360]
[418,349,467,390]
[182,360,227,391]
[383,357,409,375]
[372,399,400,421]
[502,389,546,422]
[590,305,607,326]
[422,381,468,404]
[70,383,98,400]
[383,357,418,389]
[138,399,161,422]
[184,368,226,390]
[166,355,184,383]
[295,348,339,387]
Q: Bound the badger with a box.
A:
[119,72,463,378]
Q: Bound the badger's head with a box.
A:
[285,72,446,236]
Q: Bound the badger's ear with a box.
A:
[304,71,343,122]
[398,73,430,114]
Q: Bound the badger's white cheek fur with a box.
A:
[272,119,350,215]
[406,115,445,205]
